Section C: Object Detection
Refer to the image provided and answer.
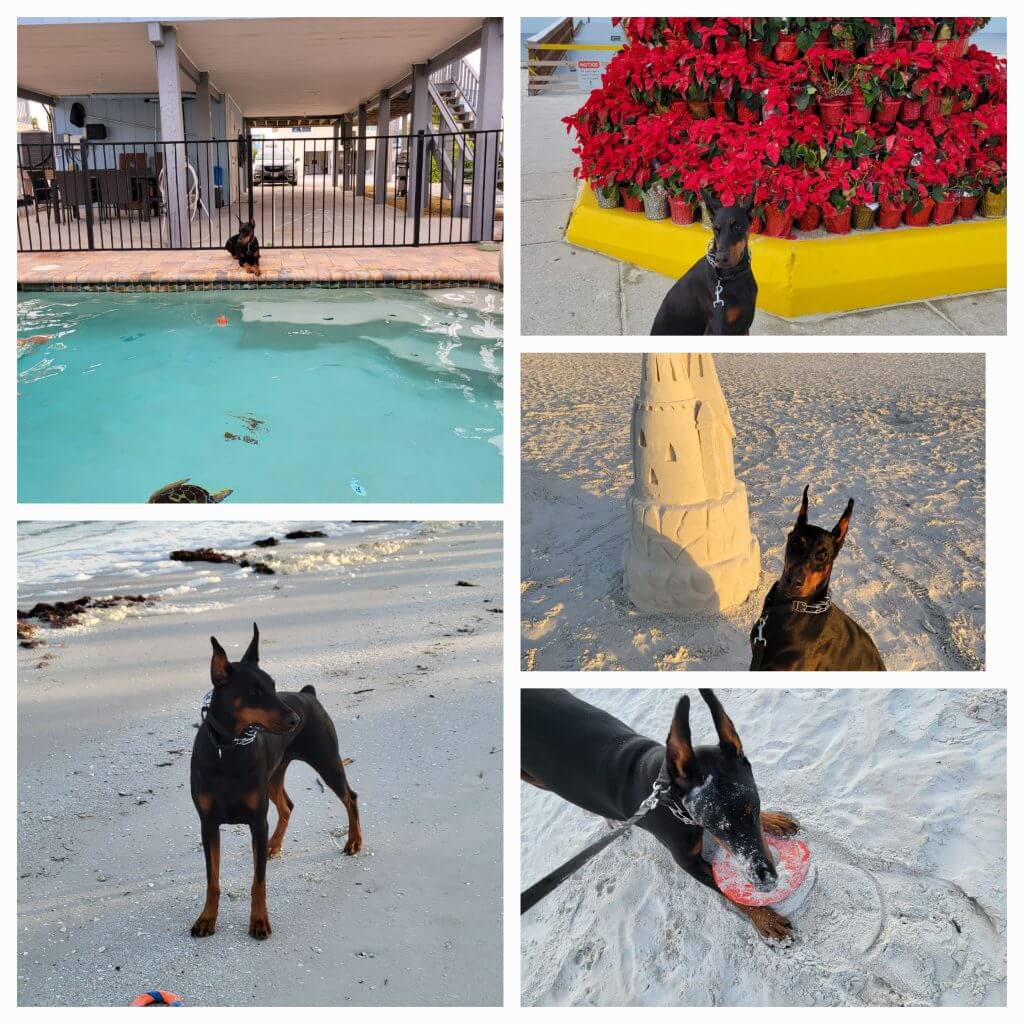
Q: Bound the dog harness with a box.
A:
[521,766,696,914]
[201,689,259,756]
[750,588,833,669]
[705,241,752,336]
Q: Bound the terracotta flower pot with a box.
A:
[982,188,1007,218]
[796,205,821,231]
[850,97,872,125]
[876,96,903,125]
[903,198,935,226]
[736,100,760,124]
[774,35,799,62]
[688,99,711,119]
[763,204,793,238]
[668,196,696,225]
[957,194,980,218]
[710,95,728,119]
[746,39,765,62]
[818,96,849,127]
[921,95,941,120]
[823,207,853,234]
[932,194,958,225]
[852,205,876,230]
[621,189,643,213]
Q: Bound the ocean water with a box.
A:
[17,287,503,503]
[17,519,430,613]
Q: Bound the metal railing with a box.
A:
[431,58,479,115]
[17,129,503,252]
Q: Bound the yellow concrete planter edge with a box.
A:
[565,184,1007,319]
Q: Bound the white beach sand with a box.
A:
[18,521,502,1006]
[521,353,985,671]
[520,688,1006,1006]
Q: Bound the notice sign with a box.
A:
[577,59,602,92]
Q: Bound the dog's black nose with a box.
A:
[285,712,300,729]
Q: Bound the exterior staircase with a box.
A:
[427,58,502,216]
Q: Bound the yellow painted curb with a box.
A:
[565,186,1007,318]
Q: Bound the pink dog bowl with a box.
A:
[712,835,811,907]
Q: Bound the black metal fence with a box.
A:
[16,130,503,252]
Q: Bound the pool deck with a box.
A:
[17,244,501,289]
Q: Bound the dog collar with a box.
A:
[705,241,752,282]
[201,689,259,754]
[649,765,698,826]
[752,589,833,656]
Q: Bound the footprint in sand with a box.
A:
[522,602,564,641]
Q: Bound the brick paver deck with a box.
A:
[17,244,501,289]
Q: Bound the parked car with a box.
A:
[253,140,299,185]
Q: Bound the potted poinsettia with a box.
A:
[807,49,855,127]
[771,18,800,62]
[641,174,669,220]
[902,177,935,227]
[980,161,1006,218]
[867,51,912,125]
[665,174,701,225]
[620,180,644,212]
[851,65,881,125]
[953,169,982,219]
[822,168,855,234]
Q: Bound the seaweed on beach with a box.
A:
[169,548,275,575]
[284,529,327,540]
[18,594,159,636]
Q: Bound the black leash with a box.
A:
[706,243,751,336]
[521,767,695,915]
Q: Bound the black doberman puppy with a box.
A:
[751,486,885,671]
[651,188,758,336]
[190,624,362,940]
[225,219,261,275]
[522,688,799,940]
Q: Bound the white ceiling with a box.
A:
[18,18,484,115]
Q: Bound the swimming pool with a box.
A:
[18,287,503,503]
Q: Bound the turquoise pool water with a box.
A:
[18,287,503,503]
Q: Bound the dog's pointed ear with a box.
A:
[666,695,701,782]
[701,187,722,214]
[796,485,809,527]
[242,622,259,664]
[832,498,854,551]
[700,689,744,758]
[739,184,757,212]
[211,636,231,686]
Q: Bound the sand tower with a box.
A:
[624,353,760,613]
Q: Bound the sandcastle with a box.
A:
[624,353,760,614]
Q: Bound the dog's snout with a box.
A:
[284,711,300,729]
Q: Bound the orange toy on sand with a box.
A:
[216,316,228,327]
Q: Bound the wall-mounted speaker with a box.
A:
[85,123,107,141]
[69,102,86,128]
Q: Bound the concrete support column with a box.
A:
[470,16,503,241]
[342,114,353,191]
[355,103,368,197]
[407,61,431,221]
[332,118,340,189]
[373,89,390,207]
[195,71,213,219]
[149,21,189,247]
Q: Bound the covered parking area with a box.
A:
[17,17,502,251]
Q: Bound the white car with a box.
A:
[253,140,299,185]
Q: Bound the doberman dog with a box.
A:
[190,624,362,940]
[225,219,261,275]
[651,188,757,336]
[522,688,799,941]
[751,486,885,671]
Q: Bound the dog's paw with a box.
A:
[761,810,800,836]
[749,906,793,943]
[249,915,272,940]
[190,914,217,937]
[344,834,363,856]
[267,842,283,859]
